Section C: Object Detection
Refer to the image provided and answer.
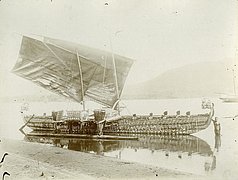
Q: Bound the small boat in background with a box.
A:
[220,94,238,103]
[220,64,238,103]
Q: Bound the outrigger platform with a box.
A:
[26,131,138,140]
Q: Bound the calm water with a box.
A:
[1,98,238,179]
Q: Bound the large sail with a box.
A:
[12,36,134,108]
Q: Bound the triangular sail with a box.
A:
[12,36,134,108]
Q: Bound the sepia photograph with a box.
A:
[0,0,237,179]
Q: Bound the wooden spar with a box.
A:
[112,99,120,110]
[43,42,70,71]
[19,115,34,136]
[76,51,85,111]
[27,132,138,140]
[109,38,120,114]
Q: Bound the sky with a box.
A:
[0,0,237,97]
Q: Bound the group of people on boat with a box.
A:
[52,109,107,135]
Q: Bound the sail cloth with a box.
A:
[12,36,134,108]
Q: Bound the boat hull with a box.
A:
[23,106,213,135]
[104,113,211,135]
[23,116,55,131]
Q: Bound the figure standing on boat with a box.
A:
[212,117,221,135]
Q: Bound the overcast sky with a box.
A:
[0,0,237,97]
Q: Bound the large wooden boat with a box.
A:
[22,103,214,135]
[13,36,214,136]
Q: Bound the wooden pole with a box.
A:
[109,38,120,114]
[76,51,85,111]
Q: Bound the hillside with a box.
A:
[1,62,234,102]
[122,62,234,99]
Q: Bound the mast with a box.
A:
[102,56,107,84]
[76,51,85,111]
[110,38,120,114]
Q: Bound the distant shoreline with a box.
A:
[0,95,218,103]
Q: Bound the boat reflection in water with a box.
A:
[24,133,221,175]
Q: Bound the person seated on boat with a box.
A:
[162,111,168,119]
[132,114,137,120]
[176,110,181,118]
[97,119,106,136]
[186,111,191,116]
[80,110,89,121]
[52,111,57,121]
[148,113,153,120]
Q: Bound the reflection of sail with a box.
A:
[24,134,212,156]
[12,36,134,107]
